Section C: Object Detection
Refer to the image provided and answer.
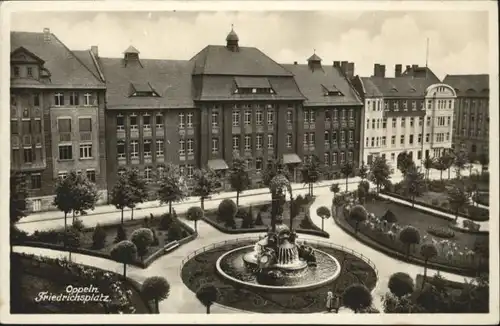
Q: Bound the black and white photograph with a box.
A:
[0,0,498,324]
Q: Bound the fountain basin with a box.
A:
[216,244,341,291]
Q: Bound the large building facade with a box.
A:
[352,64,456,170]
[442,74,489,157]
[10,29,108,212]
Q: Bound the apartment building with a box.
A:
[10,29,107,212]
[442,74,489,157]
[352,64,456,170]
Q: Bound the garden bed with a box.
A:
[10,252,152,314]
[202,196,329,238]
[473,192,490,207]
[15,211,197,268]
[335,197,489,276]
[181,239,377,313]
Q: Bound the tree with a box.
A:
[342,283,373,313]
[229,156,251,206]
[420,243,438,287]
[157,163,187,216]
[357,180,370,204]
[423,157,434,180]
[403,165,426,207]
[381,209,397,223]
[435,156,448,180]
[348,205,368,233]
[261,159,290,187]
[453,150,468,179]
[316,206,331,231]
[65,228,81,262]
[383,293,425,313]
[300,155,322,196]
[399,226,421,259]
[397,151,414,176]
[126,168,148,221]
[447,184,470,222]
[141,276,170,314]
[368,156,391,193]
[110,240,137,278]
[330,183,340,197]
[218,199,237,227]
[10,171,27,226]
[192,168,219,211]
[53,171,99,238]
[130,228,154,262]
[340,161,354,192]
[186,206,204,233]
[196,284,218,314]
[440,152,454,180]
[358,161,368,181]
[92,223,107,249]
[332,195,345,218]
[478,153,489,175]
[467,152,476,177]
[388,272,414,297]
[110,174,134,225]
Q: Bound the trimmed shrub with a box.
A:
[31,229,64,244]
[92,224,107,249]
[114,224,127,244]
[151,228,159,246]
[348,205,368,232]
[342,283,373,313]
[381,209,397,223]
[110,240,137,277]
[299,213,313,229]
[304,194,313,204]
[167,222,184,241]
[72,218,85,232]
[218,199,237,226]
[255,212,264,226]
[388,272,414,297]
[241,210,255,229]
[236,207,249,220]
[159,213,175,231]
[143,217,150,228]
[427,225,455,239]
[141,276,170,314]
[130,228,154,260]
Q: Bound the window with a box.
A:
[332,152,338,165]
[341,110,345,120]
[30,173,41,189]
[382,119,387,129]
[179,113,185,128]
[144,140,152,157]
[143,114,151,130]
[366,119,370,129]
[232,136,240,151]
[86,170,96,183]
[256,158,263,171]
[256,110,263,125]
[437,117,445,126]
[426,117,431,126]
[384,101,388,110]
[325,110,330,122]
[256,134,263,150]
[70,92,79,106]
[187,165,194,179]
[54,93,64,106]
[179,165,185,176]
[117,141,125,159]
[232,110,240,127]
[144,167,152,182]
[156,139,164,157]
[58,172,68,180]
[267,134,274,149]
[348,109,354,120]
[425,133,430,142]
[324,153,330,165]
[394,101,399,111]
[58,118,71,133]
[244,135,251,151]
[409,135,414,145]
[187,113,193,128]
[366,137,369,147]
[118,169,126,177]
[309,132,315,146]
[340,152,345,164]
[130,115,138,130]
[403,101,408,110]
[59,145,73,160]
[211,111,218,127]
[372,120,375,129]
[303,133,309,147]
[310,110,315,123]
[324,132,330,146]
[381,136,386,146]
[179,139,186,155]
[401,118,405,127]
[286,110,293,124]
[332,131,337,145]
[392,118,396,128]
[447,116,451,126]
[340,131,345,143]
[267,109,274,124]
[23,120,31,134]
[11,121,18,134]
[376,119,380,129]
[391,135,396,145]
[130,140,139,158]
[371,137,375,147]
[33,94,40,106]
[376,137,379,147]
[400,135,405,145]
[78,118,92,133]
[187,139,194,155]
[446,132,450,141]
[212,138,219,153]
[410,118,414,127]
[83,93,93,106]
[390,153,395,162]
[332,110,338,120]
[245,158,253,170]
[304,110,309,123]
[244,111,251,125]
[411,101,416,110]
[117,115,125,131]
[348,151,353,162]
[156,114,163,129]
[79,144,92,159]
[348,130,353,142]
[286,134,292,148]
[417,151,422,160]
[418,134,422,143]
[157,165,165,179]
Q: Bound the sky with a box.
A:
[10,10,490,80]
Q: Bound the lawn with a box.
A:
[181,239,377,313]
[11,253,151,314]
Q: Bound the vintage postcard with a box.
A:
[0,0,498,324]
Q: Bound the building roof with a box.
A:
[442,74,489,97]
[226,29,239,42]
[190,45,293,76]
[402,66,440,81]
[364,75,440,98]
[72,50,103,82]
[359,77,384,97]
[282,64,362,106]
[124,45,140,54]
[98,57,195,109]
[10,31,105,88]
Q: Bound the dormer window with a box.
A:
[252,88,257,94]
[233,77,275,95]
[322,84,343,96]
[27,67,33,77]
[13,67,20,77]
[390,87,398,92]
[129,82,160,97]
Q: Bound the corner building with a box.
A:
[10,29,108,212]
[97,29,363,193]
[352,64,456,170]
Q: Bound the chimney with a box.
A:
[374,63,385,77]
[293,61,298,65]
[91,46,99,58]
[406,65,411,73]
[43,28,50,42]
[346,62,355,79]
[341,61,348,74]
[395,64,402,77]
[333,61,341,68]
[412,64,418,71]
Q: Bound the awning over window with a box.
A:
[283,153,302,165]
[207,159,229,171]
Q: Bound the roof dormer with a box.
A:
[128,82,160,97]
[307,50,322,71]
[226,25,239,52]
[322,84,343,96]
[123,46,142,68]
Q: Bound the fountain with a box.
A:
[216,165,342,291]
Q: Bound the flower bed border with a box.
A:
[381,190,489,222]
